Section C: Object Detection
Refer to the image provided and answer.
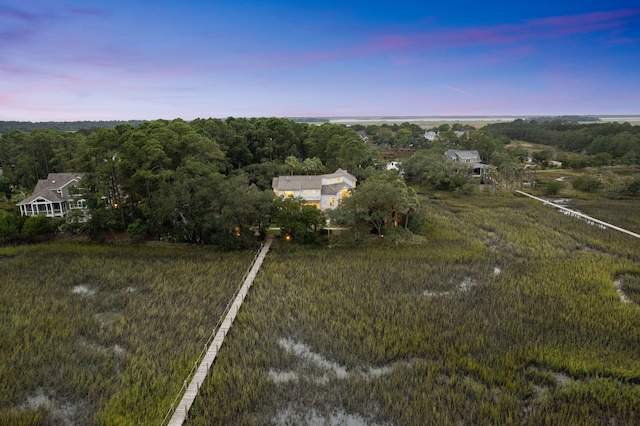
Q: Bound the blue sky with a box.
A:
[1,0,639,120]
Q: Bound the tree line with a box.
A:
[2,117,639,246]
[375,120,640,198]
[0,120,146,134]
[483,119,640,163]
[0,118,385,247]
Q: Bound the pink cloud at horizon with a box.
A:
[215,8,640,79]
[369,9,640,54]
[1,1,639,121]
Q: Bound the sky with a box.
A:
[1,0,639,121]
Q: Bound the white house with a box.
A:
[272,168,357,211]
[16,173,85,218]
[424,131,438,141]
[386,161,401,171]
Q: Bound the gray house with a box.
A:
[444,149,492,176]
[272,168,356,211]
[16,173,85,218]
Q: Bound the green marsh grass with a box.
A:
[186,192,640,425]
[0,242,254,425]
[3,191,640,425]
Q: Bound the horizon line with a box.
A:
[2,114,640,124]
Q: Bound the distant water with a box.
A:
[329,116,521,123]
[327,115,639,123]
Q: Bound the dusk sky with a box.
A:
[2,0,639,121]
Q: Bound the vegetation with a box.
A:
[0,118,381,245]
[564,198,640,235]
[2,117,639,246]
[2,183,640,424]
[484,119,640,163]
[332,172,419,237]
[0,242,254,424]
[543,180,563,196]
[271,196,325,244]
[401,146,479,193]
[0,120,146,134]
[180,192,640,425]
[1,116,640,424]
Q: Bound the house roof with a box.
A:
[273,169,357,191]
[272,175,323,191]
[16,173,83,206]
[321,168,357,182]
[321,183,347,195]
[445,149,481,161]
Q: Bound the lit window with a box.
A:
[329,197,335,207]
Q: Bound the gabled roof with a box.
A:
[321,168,357,181]
[273,169,357,191]
[321,183,348,195]
[445,149,482,162]
[272,175,323,191]
[16,173,83,206]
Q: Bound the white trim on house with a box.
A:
[272,168,357,210]
[16,173,85,218]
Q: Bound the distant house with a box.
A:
[272,168,357,211]
[424,131,438,141]
[386,161,401,172]
[445,149,481,163]
[425,130,467,141]
[444,149,492,177]
[16,173,86,218]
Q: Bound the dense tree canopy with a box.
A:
[0,118,378,246]
[336,172,419,236]
[2,117,639,246]
[271,196,325,244]
[484,119,640,160]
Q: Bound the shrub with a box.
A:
[21,215,59,241]
[0,211,19,243]
[572,175,603,193]
[544,180,563,196]
[126,218,147,244]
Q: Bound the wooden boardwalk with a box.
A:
[515,190,640,239]
[165,239,272,426]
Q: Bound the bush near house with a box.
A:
[21,215,63,241]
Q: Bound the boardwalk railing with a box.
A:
[515,190,640,239]
[160,241,271,426]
